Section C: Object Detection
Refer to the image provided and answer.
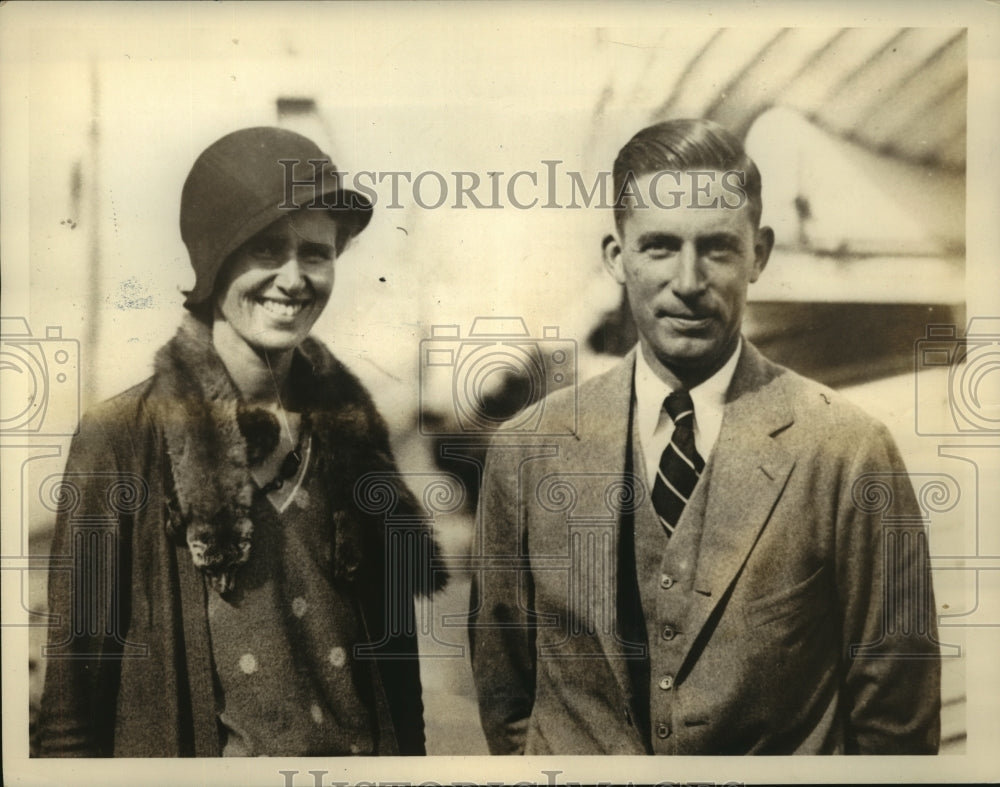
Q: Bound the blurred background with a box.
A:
[2,6,984,756]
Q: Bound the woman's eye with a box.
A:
[299,244,334,263]
[248,240,285,261]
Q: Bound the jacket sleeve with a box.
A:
[36,408,132,757]
[370,590,427,755]
[468,442,536,755]
[836,422,941,754]
[354,406,438,756]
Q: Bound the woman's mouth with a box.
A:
[256,297,307,318]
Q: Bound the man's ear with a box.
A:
[750,225,774,283]
[602,233,626,285]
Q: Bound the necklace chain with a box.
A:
[263,351,295,445]
[259,351,301,494]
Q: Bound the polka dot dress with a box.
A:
[207,438,377,756]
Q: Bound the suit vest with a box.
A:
[619,393,716,753]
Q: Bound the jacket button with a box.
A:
[661,624,676,641]
[658,674,674,691]
[656,722,671,739]
[660,574,675,589]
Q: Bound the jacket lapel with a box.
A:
[676,342,796,669]
[567,350,640,700]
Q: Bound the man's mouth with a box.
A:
[256,297,307,318]
[657,309,713,330]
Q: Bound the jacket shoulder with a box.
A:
[759,354,895,455]
[298,337,388,433]
[529,354,631,430]
[74,377,157,442]
[780,366,884,431]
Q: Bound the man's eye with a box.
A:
[640,239,680,256]
[709,249,742,264]
[700,238,742,260]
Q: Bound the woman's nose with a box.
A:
[273,255,307,292]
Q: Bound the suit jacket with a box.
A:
[469,341,941,755]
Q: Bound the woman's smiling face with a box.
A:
[213,209,339,354]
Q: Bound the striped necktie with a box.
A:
[650,389,705,536]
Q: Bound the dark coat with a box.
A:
[37,317,444,757]
[470,341,941,755]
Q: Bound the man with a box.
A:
[469,118,940,755]
[37,127,443,756]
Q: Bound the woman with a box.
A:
[37,127,444,756]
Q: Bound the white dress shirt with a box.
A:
[633,339,743,489]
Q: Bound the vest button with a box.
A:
[661,624,676,641]
[658,674,674,691]
[656,722,671,739]
[660,574,675,589]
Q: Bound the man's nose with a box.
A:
[670,243,703,298]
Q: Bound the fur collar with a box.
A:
[153,315,443,597]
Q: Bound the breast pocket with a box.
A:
[744,564,831,629]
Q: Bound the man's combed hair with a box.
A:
[612,117,763,231]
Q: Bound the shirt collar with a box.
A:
[634,337,743,442]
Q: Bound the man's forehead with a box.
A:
[629,168,745,201]
[622,169,755,235]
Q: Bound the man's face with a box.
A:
[603,170,773,385]
[213,209,338,353]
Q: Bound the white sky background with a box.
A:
[10,13,987,514]
[3,2,1000,785]
[12,10,972,417]
[19,13,644,416]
